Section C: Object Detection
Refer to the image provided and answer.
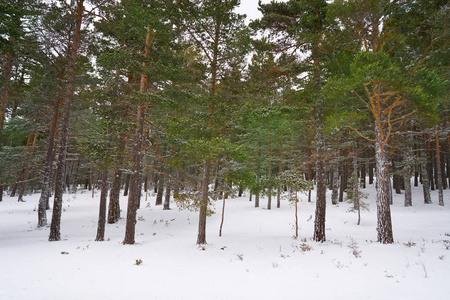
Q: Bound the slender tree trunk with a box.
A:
[96,167,109,241]
[155,174,164,205]
[123,105,145,245]
[339,161,345,203]
[420,135,432,204]
[295,191,299,238]
[123,23,153,244]
[312,42,326,242]
[38,70,64,226]
[219,189,226,237]
[197,161,210,245]
[331,158,339,205]
[307,146,312,202]
[123,174,130,196]
[255,191,259,207]
[404,139,413,207]
[352,144,359,207]
[153,173,158,194]
[17,133,37,202]
[277,138,283,208]
[0,48,13,150]
[426,135,435,190]
[49,1,83,241]
[267,137,272,210]
[361,149,366,188]
[163,178,171,210]
[436,134,444,206]
[368,149,374,185]
[440,138,447,189]
[107,167,122,224]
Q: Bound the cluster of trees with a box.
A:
[0,0,448,245]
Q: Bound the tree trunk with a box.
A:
[197,161,210,245]
[312,41,326,242]
[361,149,367,188]
[123,173,130,196]
[163,179,171,210]
[368,149,374,185]
[375,129,394,244]
[38,69,64,226]
[435,135,444,206]
[295,191,299,238]
[49,1,83,241]
[95,167,109,241]
[352,144,359,208]
[440,138,447,189]
[331,159,339,205]
[339,161,345,203]
[0,47,13,150]
[426,135,435,190]
[155,174,164,205]
[123,104,145,245]
[420,135,432,204]
[404,139,413,207]
[255,192,259,207]
[219,190,226,237]
[107,167,122,224]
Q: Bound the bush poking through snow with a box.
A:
[347,238,361,258]
[404,241,417,247]
[135,259,143,266]
[299,243,312,252]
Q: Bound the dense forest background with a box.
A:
[0,0,448,245]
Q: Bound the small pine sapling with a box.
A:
[346,173,368,225]
[274,171,313,239]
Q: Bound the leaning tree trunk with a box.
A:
[95,167,109,241]
[197,161,210,245]
[48,1,83,241]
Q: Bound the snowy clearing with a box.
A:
[1,185,449,300]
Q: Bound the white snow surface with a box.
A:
[1,184,449,300]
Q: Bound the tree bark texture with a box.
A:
[49,1,83,241]
[163,179,171,210]
[155,174,164,205]
[331,161,339,205]
[197,161,210,245]
[123,105,145,245]
[435,135,444,206]
[95,167,109,241]
[107,167,122,224]
[375,128,394,244]
[38,91,62,226]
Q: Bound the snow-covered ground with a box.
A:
[0,184,449,300]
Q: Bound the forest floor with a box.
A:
[0,184,449,300]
